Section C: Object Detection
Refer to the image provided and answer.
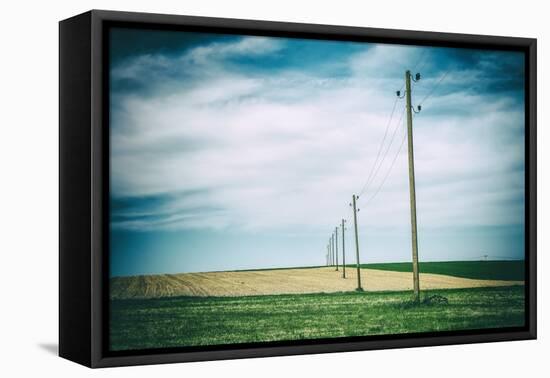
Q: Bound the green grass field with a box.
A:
[110,285,524,351]
[360,260,524,281]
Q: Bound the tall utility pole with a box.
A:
[341,219,346,278]
[405,70,421,302]
[351,194,363,291]
[334,227,339,271]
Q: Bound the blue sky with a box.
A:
[109,28,525,277]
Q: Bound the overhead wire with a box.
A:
[413,49,429,73]
[359,106,405,199]
[362,114,408,207]
[327,57,453,265]
[361,70,448,210]
[419,70,450,106]
[332,57,441,241]
[357,96,400,197]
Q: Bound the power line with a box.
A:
[368,69,445,214]
[359,106,405,198]
[362,115,407,207]
[414,50,430,73]
[325,67,436,284]
[419,70,450,106]
[358,96,400,197]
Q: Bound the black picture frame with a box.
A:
[59,9,537,368]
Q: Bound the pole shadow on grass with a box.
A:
[396,294,449,309]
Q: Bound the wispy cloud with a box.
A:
[111,36,283,85]
[185,36,283,63]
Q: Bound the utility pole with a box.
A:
[341,219,346,278]
[329,237,333,266]
[335,227,339,271]
[405,70,421,302]
[351,194,363,291]
[331,233,335,269]
[332,235,335,266]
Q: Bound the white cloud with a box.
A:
[185,36,283,63]
[111,36,283,82]
[110,37,525,233]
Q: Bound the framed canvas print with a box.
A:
[59,10,536,368]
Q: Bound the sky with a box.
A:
[109,27,526,277]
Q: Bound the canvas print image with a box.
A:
[108,27,526,352]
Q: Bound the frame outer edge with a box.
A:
[91,10,105,368]
[59,11,93,368]
[89,9,535,46]
[85,9,537,368]
[528,38,537,339]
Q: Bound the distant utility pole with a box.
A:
[404,70,421,302]
[351,194,363,291]
[331,233,335,268]
[332,235,335,266]
[334,227,339,271]
[341,219,346,278]
[329,236,333,266]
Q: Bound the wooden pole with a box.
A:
[405,70,420,302]
[330,236,333,266]
[341,219,346,278]
[335,227,339,271]
[352,194,363,291]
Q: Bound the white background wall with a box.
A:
[0,0,546,376]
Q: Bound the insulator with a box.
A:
[415,73,421,81]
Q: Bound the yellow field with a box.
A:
[110,267,524,300]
